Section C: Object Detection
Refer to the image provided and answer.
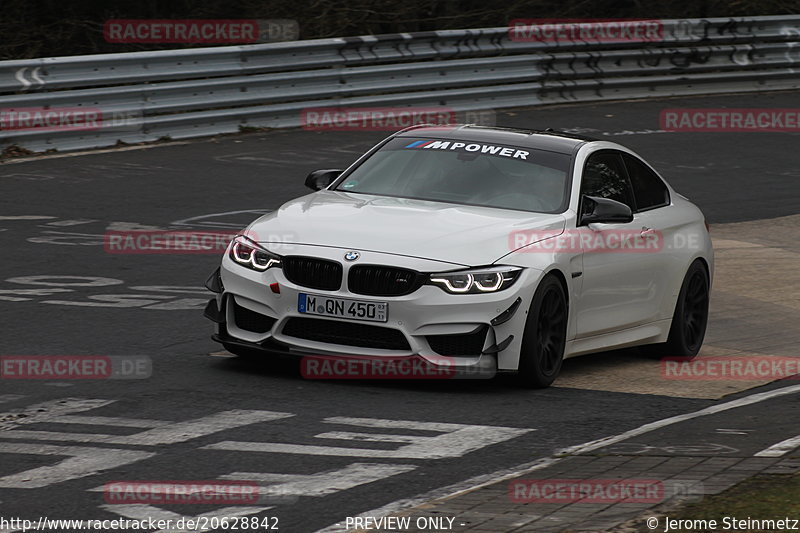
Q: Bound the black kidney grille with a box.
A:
[348,265,424,296]
[282,256,342,291]
[282,317,410,351]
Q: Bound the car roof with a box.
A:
[394,124,594,154]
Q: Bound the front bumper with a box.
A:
[205,245,539,371]
[210,329,499,379]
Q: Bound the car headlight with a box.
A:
[429,266,522,294]
[229,235,281,271]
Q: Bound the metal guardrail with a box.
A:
[1,15,799,153]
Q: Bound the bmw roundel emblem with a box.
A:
[344,251,360,261]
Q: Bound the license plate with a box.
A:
[298,293,388,323]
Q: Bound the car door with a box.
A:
[620,152,678,323]
[574,150,662,338]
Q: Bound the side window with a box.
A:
[622,154,670,211]
[580,152,635,210]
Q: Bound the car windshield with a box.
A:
[333,136,572,213]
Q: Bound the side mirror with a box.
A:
[305,169,342,191]
[580,195,633,225]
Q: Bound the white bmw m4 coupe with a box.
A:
[204,125,713,387]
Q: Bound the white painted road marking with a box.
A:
[317,431,426,444]
[205,417,533,459]
[0,277,212,310]
[6,276,123,287]
[0,288,73,302]
[0,399,296,489]
[0,288,73,295]
[42,219,97,226]
[42,294,175,308]
[1,410,294,446]
[89,463,416,501]
[1,398,114,429]
[314,383,800,533]
[0,395,25,404]
[715,428,752,435]
[52,415,171,428]
[0,216,55,220]
[0,443,155,489]
[0,398,533,511]
[170,209,271,229]
[220,463,417,497]
[560,383,800,456]
[27,231,105,246]
[755,434,800,457]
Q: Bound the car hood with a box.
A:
[247,190,565,266]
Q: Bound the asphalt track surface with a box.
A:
[0,91,798,533]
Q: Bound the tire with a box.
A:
[518,275,568,388]
[658,260,710,358]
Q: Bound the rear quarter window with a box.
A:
[622,154,670,211]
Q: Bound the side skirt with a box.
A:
[564,319,671,359]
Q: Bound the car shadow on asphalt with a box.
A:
[206,347,654,395]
